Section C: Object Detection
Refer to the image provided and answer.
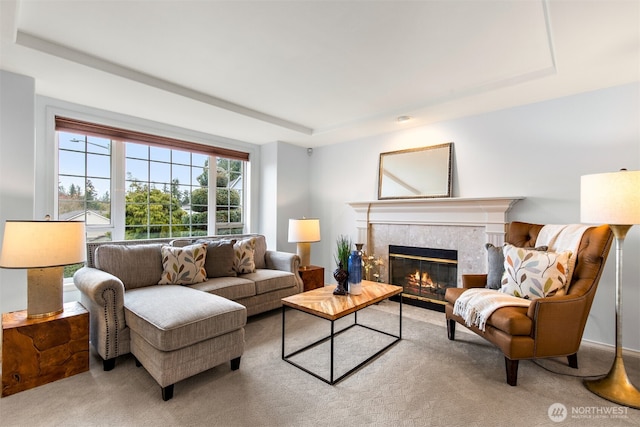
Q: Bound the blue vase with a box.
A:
[348,249,363,295]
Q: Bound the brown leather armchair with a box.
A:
[445,221,613,386]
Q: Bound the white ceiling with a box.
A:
[1,0,638,147]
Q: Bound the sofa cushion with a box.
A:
[158,243,208,285]
[500,244,572,299]
[240,269,297,295]
[197,240,237,278]
[233,237,256,274]
[124,285,246,352]
[251,235,267,269]
[187,276,256,300]
[95,243,164,290]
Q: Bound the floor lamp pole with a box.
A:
[584,224,640,409]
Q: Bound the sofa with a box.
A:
[74,234,303,374]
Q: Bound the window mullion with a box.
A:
[111,140,126,241]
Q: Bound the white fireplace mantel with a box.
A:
[348,197,524,246]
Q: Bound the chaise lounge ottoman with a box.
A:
[123,285,246,400]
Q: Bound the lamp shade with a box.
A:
[0,220,87,268]
[288,218,321,243]
[581,170,640,225]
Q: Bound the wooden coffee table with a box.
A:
[281,280,402,384]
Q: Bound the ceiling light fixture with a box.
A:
[397,115,412,123]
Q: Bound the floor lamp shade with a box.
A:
[580,169,640,409]
[581,170,640,225]
[288,218,321,268]
[0,220,87,318]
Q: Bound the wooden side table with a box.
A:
[2,301,89,397]
[299,265,324,292]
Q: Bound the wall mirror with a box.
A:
[378,143,453,200]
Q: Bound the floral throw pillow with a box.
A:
[499,244,572,299]
[158,243,207,285]
[233,237,256,274]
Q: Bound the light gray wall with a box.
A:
[309,82,640,350]
[0,70,35,314]
[260,141,313,254]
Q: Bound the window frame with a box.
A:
[55,134,248,242]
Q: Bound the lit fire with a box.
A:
[407,270,435,288]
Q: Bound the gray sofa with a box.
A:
[74,234,303,373]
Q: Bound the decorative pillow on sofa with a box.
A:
[499,244,572,299]
[233,237,256,274]
[158,243,208,285]
[196,239,237,278]
[485,243,548,290]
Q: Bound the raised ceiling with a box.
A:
[1,0,638,147]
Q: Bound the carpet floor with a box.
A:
[1,301,639,426]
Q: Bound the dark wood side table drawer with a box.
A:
[2,301,89,397]
[299,265,325,292]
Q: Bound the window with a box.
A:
[125,143,210,239]
[215,157,245,235]
[57,132,113,242]
[55,117,248,246]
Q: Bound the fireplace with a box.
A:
[388,245,458,312]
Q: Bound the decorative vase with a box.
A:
[333,262,348,295]
[348,248,363,295]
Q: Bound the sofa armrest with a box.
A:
[74,267,125,306]
[264,250,304,292]
[461,274,488,289]
[73,267,127,361]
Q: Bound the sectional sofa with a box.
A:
[74,234,303,398]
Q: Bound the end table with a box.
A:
[2,301,89,397]
[299,265,324,292]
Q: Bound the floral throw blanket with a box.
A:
[453,288,532,331]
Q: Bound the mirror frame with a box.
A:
[378,143,453,200]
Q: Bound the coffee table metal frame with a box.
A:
[281,282,402,385]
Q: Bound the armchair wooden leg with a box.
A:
[567,353,578,369]
[505,357,519,386]
[447,319,456,340]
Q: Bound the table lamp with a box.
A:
[288,218,320,269]
[0,220,86,318]
[581,169,640,409]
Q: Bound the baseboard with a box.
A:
[581,338,640,359]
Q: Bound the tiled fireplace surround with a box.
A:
[348,197,523,287]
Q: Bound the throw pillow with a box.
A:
[158,243,208,285]
[485,243,505,290]
[196,239,237,278]
[485,243,549,290]
[499,244,572,299]
[233,237,256,274]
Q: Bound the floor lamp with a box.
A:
[581,169,640,409]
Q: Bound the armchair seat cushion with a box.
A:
[446,287,532,335]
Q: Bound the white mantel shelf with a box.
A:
[348,197,524,242]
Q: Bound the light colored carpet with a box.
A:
[1,301,639,426]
